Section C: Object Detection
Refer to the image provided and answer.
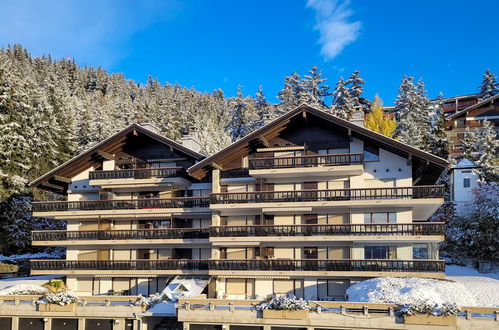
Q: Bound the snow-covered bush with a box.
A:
[42,292,78,306]
[398,300,459,316]
[260,296,310,311]
[132,293,166,309]
[445,182,499,262]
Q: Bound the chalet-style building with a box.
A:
[30,105,448,301]
[30,123,212,296]
[445,94,499,159]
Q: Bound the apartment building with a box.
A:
[30,123,212,296]
[445,94,499,159]
[30,104,448,301]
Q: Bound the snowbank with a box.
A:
[0,284,48,295]
[346,277,477,308]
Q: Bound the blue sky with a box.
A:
[1,0,498,105]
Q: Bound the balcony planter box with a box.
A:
[404,314,457,326]
[38,303,76,312]
[263,309,309,320]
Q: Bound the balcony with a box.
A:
[32,197,211,218]
[31,259,444,276]
[209,223,445,242]
[88,167,191,189]
[210,186,444,219]
[248,153,364,179]
[30,259,209,275]
[32,228,210,246]
[89,167,187,180]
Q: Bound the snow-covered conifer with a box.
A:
[477,69,499,100]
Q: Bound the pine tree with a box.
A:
[475,120,498,182]
[227,86,255,142]
[364,95,396,137]
[331,77,353,119]
[346,70,370,113]
[252,85,272,129]
[422,93,449,159]
[459,120,498,182]
[302,66,330,108]
[394,76,431,148]
[477,69,499,100]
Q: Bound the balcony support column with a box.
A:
[212,169,221,193]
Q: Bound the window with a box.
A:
[363,143,380,162]
[463,178,471,188]
[413,244,428,259]
[364,246,397,259]
[304,247,318,259]
[364,212,396,223]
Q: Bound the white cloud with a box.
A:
[307,0,361,60]
[0,0,181,68]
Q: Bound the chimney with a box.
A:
[140,123,160,135]
[181,126,202,153]
[350,110,365,127]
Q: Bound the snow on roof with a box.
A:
[453,158,478,169]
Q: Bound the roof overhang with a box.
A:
[31,124,205,194]
[188,104,449,184]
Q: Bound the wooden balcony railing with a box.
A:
[220,168,250,178]
[209,222,445,237]
[210,186,444,204]
[249,153,363,170]
[89,167,187,180]
[32,228,210,241]
[30,259,445,273]
[32,197,210,212]
[31,259,209,271]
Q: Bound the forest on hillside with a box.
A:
[0,45,497,271]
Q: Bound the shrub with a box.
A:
[261,296,310,311]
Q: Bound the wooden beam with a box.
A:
[259,135,270,147]
[41,182,65,190]
[52,175,71,184]
[212,162,223,170]
[348,128,353,142]
[407,154,412,166]
[94,150,115,160]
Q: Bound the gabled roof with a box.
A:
[188,104,449,184]
[30,123,205,193]
[447,94,499,119]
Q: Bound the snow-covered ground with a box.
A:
[0,275,63,294]
[445,264,499,307]
[346,265,499,308]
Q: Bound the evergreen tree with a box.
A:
[459,120,498,182]
[422,94,449,159]
[477,69,499,100]
[475,120,498,182]
[226,86,256,142]
[394,76,431,148]
[252,85,272,129]
[346,70,370,113]
[364,95,396,137]
[302,66,330,108]
[331,77,353,119]
[445,182,499,261]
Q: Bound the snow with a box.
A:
[0,284,48,295]
[346,277,477,308]
[453,158,477,169]
[446,265,499,307]
[346,266,499,309]
[0,275,61,295]
[0,252,61,262]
